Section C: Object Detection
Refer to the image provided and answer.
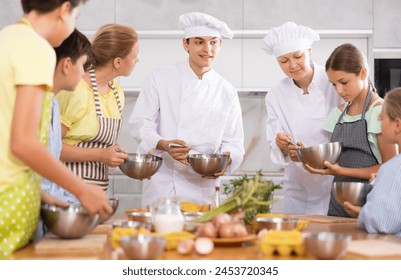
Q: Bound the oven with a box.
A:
[374,58,401,97]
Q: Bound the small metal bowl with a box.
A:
[332,182,373,206]
[183,212,204,233]
[296,142,342,169]
[120,235,166,260]
[98,198,119,224]
[187,154,228,176]
[119,153,162,180]
[41,204,99,239]
[112,220,152,230]
[126,211,152,224]
[255,217,299,231]
[305,232,352,259]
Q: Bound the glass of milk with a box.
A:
[153,196,184,233]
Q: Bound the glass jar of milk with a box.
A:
[153,196,184,233]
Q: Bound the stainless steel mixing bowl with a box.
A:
[120,235,166,260]
[119,153,162,180]
[187,154,228,176]
[296,142,342,169]
[305,232,351,259]
[332,182,373,206]
[41,204,99,239]
[98,198,119,224]
[255,217,300,231]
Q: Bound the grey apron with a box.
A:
[65,67,123,191]
[328,88,378,217]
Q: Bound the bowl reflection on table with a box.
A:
[332,182,373,206]
[304,232,351,260]
[296,142,342,169]
[98,198,119,224]
[187,154,228,176]
[41,204,99,239]
[119,153,162,180]
[120,235,166,260]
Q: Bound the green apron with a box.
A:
[0,92,53,259]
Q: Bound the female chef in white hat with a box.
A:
[262,22,343,215]
[129,12,244,206]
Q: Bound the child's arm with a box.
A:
[10,85,111,217]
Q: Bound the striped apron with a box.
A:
[328,88,379,217]
[66,68,122,191]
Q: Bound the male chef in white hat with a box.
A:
[129,12,244,206]
[262,22,342,215]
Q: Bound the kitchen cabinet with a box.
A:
[373,0,401,48]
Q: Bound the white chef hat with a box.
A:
[179,12,234,39]
[262,22,320,57]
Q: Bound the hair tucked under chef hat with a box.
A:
[179,12,234,39]
[262,22,320,57]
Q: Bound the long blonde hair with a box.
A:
[384,87,401,120]
[86,24,138,69]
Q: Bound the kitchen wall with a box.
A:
[2,0,400,212]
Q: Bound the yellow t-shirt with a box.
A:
[57,79,125,145]
[0,23,55,191]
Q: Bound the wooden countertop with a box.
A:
[11,215,401,260]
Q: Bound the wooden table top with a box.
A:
[11,215,401,260]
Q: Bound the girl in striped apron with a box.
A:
[56,24,139,203]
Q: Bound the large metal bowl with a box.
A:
[332,182,373,206]
[98,198,119,224]
[305,232,351,259]
[296,142,342,169]
[119,153,162,180]
[120,235,166,260]
[187,154,228,176]
[41,204,99,239]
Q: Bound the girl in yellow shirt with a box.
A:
[57,24,139,201]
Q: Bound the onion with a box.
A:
[232,223,248,237]
[177,239,195,255]
[219,223,235,238]
[194,237,214,255]
[196,222,217,238]
[212,213,232,228]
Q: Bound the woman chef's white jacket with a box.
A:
[129,60,244,206]
[265,64,342,215]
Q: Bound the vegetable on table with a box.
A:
[197,171,282,224]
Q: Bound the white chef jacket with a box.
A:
[265,64,343,215]
[129,59,244,206]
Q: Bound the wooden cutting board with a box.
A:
[35,233,107,254]
[293,215,357,224]
[347,239,401,259]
